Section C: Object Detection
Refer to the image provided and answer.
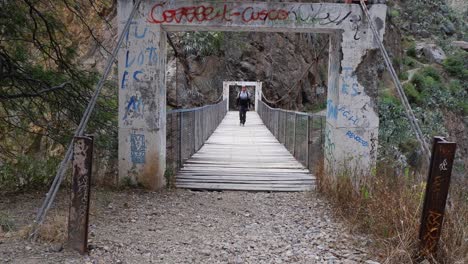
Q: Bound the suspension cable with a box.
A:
[30,0,143,238]
[359,0,431,159]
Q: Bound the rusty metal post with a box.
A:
[419,136,457,257]
[68,136,93,254]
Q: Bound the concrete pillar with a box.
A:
[255,82,262,112]
[222,82,229,112]
[118,0,167,189]
[325,5,386,177]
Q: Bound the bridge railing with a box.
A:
[258,100,325,174]
[166,99,228,173]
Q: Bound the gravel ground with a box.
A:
[0,189,380,264]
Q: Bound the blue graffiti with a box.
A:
[346,131,368,147]
[338,106,359,125]
[123,95,144,120]
[327,99,338,119]
[121,70,143,89]
[125,22,148,44]
[130,133,146,164]
[341,67,361,97]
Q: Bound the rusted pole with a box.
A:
[68,136,93,254]
[419,136,457,258]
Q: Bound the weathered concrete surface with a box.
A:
[118,1,166,189]
[118,0,387,186]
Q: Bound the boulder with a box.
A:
[422,44,447,64]
[451,41,468,51]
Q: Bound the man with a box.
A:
[236,86,253,126]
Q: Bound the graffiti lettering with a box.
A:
[148,4,289,24]
[345,131,368,147]
[422,210,443,254]
[341,67,361,97]
[130,133,146,164]
[439,159,448,171]
[327,99,338,119]
[123,94,144,121]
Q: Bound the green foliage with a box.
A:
[0,155,60,191]
[403,83,422,104]
[398,71,409,81]
[406,44,417,58]
[443,52,468,80]
[389,9,400,19]
[402,56,418,68]
[181,32,224,57]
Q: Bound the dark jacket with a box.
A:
[236,91,253,109]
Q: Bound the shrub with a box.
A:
[399,71,409,81]
[0,155,60,192]
[406,43,417,58]
[443,53,468,80]
[403,83,422,104]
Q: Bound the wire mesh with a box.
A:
[258,101,325,174]
[166,100,228,173]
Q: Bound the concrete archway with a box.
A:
[117,0,387,189]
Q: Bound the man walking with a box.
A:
[236,86,252,126]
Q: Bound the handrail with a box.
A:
[258,100,325,175]
[166,99,228,175]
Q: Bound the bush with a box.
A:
[443,53,468,80]
[399,71,409,81]
[403,83,422,104]
[406,43,417,58]
[0,155,60,192]
[402,56,418,68]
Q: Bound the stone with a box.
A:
[441,20,456,35]
[451,41,468,51]
[422,44,447,64]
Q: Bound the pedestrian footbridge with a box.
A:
[167,100,325,192]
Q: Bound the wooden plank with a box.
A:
[175,111,316,192]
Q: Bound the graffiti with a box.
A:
[69,137,92,253]
[289,4,352,26]
[148,3,289,24]
[370,132,377,160]
[422,210,443,254]
[125,22,148,44]
[327,100,360,126]
[327,99,338,119]
[439,159,448,171]
[130,133,146,164]
[339,106,360,125]
[345,131,368,147]
[123,93,144,120]
[341,67,361,97]
[147,3,364,37]
[324,126,335,165]
[121,21,159,90]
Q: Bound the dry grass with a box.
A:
[316,163,468,264]
[18,212,68,243]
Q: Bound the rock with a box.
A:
[451,41,468,51]
[200,249,211,256]
[25,246,32,251]
[422,44,447,64]
[441,20,456,35]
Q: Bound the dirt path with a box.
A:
[0,189,378,264]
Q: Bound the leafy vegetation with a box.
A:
[0,1,117,191]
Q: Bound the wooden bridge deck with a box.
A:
[175,111,316,192]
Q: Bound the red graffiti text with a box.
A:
[148,4,289,24]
